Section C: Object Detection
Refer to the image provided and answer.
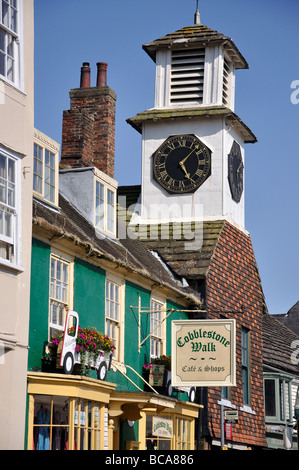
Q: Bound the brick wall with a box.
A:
[60,83,116,178]
[205,221,267,448]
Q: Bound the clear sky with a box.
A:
[34,0,299,315]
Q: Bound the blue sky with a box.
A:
[34,0,299,315]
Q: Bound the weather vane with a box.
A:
[194,0,200,25]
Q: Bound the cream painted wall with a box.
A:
[0,0,34,450]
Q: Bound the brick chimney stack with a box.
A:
[60,62,116,178]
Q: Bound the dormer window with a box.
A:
[33,129,59,206]
[95,179,116,235]
[170,48,205,105]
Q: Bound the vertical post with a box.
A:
[138,296,141,353]
[220,404,225,449]
[108,418,115,450]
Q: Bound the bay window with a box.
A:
[33,130,59,206]
[264,374,293,423]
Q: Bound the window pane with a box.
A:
[2,2,9,29]
[50,256,69,333]
[95,182,105,229]
[265,379,276,417]
[0,29,5,52]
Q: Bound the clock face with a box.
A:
[228,141,243,203]
[152,134,211,194]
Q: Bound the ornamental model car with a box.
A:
[165,369,196,402]
[59,310,112,380]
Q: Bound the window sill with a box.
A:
[217,399,236,409]
[0,75,26,96]
[240,404,256,415]
[0,258,24,273]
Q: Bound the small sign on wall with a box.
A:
[152,416,173,438]
[149,364,165,387]
[171,319,236,387]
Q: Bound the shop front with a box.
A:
[27,372,116,450]
[109,391,202,450]
[27,373,201,450]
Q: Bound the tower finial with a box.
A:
[194,0,200,25]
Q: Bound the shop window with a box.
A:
[74,399,103,450]
[32,395,70,450]
[29,394,106,450]
[146,415,172,450]
[176,417,191,450]
[145,415,193,450]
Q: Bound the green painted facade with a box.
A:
[28,238,188,396]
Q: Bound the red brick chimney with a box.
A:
[60,62,116,178]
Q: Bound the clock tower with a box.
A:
[127,9,256,230]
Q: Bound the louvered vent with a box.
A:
[222,58,230,106]
[170,49,205,105]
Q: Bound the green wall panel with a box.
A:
[28,238,51,370]
[107,281,151,391]
[73,259,106,332]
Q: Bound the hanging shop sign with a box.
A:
[171,319,236,387]
[149,364,165,387]
[152,416,173,438]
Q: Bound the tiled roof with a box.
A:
[126,106,257,143]
[137,220,225,280]
[32,194,201,306]
[275,301,299,336]
[263,313,299,374]
[143,24,248,69]
[117,185,226,280]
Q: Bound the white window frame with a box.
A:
[33,130,59,206]
[49,250,73,341]
[0,0,23,89]
[95,180,116,236]
[0,145,21,268]
[264,373,293,424]
[150,297,166,359]
[105,273,124,364]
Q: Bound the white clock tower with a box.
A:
[127,8,256,231]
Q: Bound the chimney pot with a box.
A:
[80,62,91,88]
[96,62,108,87]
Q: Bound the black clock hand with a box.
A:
[179,145,199,178]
